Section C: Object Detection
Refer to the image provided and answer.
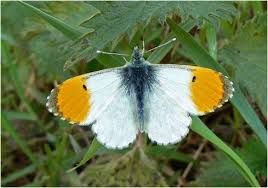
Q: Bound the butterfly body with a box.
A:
[119,47,158,131]
[46,47,234,149]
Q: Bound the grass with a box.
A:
[1,1,266,187]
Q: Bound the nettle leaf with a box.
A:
[11,2,99,80]
[64,1,237,69]
[191,138,266,187]
[218,14,267,115]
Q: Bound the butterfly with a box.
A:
[46,41,234,149]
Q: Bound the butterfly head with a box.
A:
[131,46,145,66]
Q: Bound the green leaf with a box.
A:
[191,138,266,187]
[18,1,86,40]
[67,138,103,172]
[63,1,237,68]
[191,117,260,187]
[218,14,267,116]
[167,18,266,146]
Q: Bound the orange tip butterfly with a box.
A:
[46,39,234,149]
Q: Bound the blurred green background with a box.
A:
[1,1,267,187]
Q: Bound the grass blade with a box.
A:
[1,113,38,165]
[1,164,36,186]
[67,138,103,172]
[167,18,266,146]
[191,117,259,187]
[3,111,36,121]
[18,1,83,40]
[205,22,217,60]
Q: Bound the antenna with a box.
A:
[96,50,129,63]
[142,39,145,54]
[96,50,129,57]
[145,38,176,53]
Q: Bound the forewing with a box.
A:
[46,68,122,125]
[153,65,234,115]
[46,68,138,148]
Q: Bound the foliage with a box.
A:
[63,1,237,69]
[219,14,267,116]
[167,17,266,146]
[191,138,267,186]
[1,1,266,187]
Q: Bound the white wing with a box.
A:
[81,69,122,125]
[91,88,138,149]
[46,67,138,149]
[145,86,191,145]
[153,65,201,115]
[83,69,138,149]
[152,64,234,115]
[46,68,124,125]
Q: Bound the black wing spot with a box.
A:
[82,84,87,91]
[192,76,196,82]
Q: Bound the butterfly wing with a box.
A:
[144,87,191,144]
[91,88,138,148]
[153,65,234,115]
[46,68,138,148]
[47,68,121,125]
[143,64,234,145]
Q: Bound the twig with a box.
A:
[77,126,90,145]
[178,140,208,186]
[135,133,144,148]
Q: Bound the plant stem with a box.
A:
[135,133,144,148]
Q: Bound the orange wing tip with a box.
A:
[46,96,50,107]
[46,87,61,117]
[55,75,91,124]
[190,68,234,114]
